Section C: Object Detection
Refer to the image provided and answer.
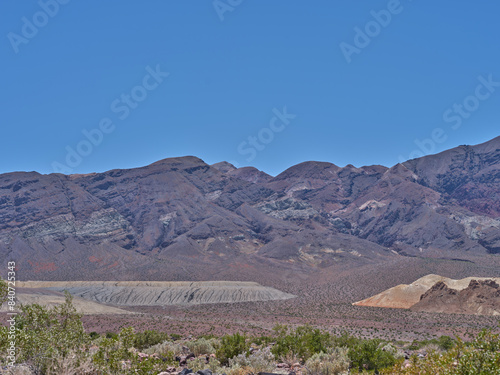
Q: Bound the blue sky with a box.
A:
[1,1,499,176]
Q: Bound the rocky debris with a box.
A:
[176,353,195,366]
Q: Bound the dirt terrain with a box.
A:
[3,256,500,342]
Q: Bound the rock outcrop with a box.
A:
[411,279,500,315]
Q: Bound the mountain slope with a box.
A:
[0,137,499,281]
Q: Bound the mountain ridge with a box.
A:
[0,136,498,282]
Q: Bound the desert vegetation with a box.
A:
[1,280,500,375]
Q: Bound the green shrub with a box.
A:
[435,335,455,351]
[215,333,249,365]
[271,324,332,361]
[349,338,397,373]
[0,277,7,306]
[106,331,119,340]
[187,337,217,356]
[145,339,183,358]
[381,330,500,374]
[251,335,273,347]
[15,291,90,374]
[134,329,171,350]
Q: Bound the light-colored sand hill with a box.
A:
[16,281,296,306]
[353,274,500,309]
[1,289,133,314]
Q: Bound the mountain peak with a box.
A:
[211,161,237,173]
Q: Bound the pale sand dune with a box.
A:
[1,290,133,314]
[16,281,296,306]
[353,274,500,309]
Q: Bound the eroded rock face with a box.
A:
[0,137,499,280]
[411,279,500,316]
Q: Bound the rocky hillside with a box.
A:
[0,137,499,281]
[411,279,500,315]
[353,274,500,315]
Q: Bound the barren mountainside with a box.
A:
[0,137,499,282]
[411,279,500,316]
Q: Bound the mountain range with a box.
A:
[1,136,499,284]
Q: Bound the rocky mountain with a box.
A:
[411,279,500,316]
[0,137,499,281]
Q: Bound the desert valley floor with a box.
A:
[4,255,500,343]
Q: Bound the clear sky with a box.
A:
[1,1,499,176]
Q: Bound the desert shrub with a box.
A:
[437,335,455,351]
[15,292,90,374]
[408,335,456,352]
[215,333,250,365]
[304,348,350,375]
[380,343,404,360]
[332,332,360,349]
[134,329,171,350]
[381,329,500,375]
[89,331,100,340]
[349,338,397,373]
[229,347,276,373]
[224,364,254,375]
[187,337,217,356]
[144,341,183,362]
[105,331,119,340]
[0,277,7,305]
[144,339,184,358]
[271,324,332,361]
[188,355,222,372]
[93,326,173,375]
[251,335,273,347]
[92,327,135,374]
